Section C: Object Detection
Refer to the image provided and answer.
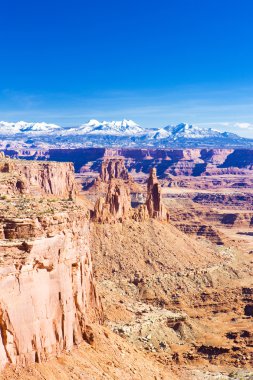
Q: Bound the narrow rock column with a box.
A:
[146,168,169,221]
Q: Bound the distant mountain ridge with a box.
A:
[0,119,252,148]
[0,121,61,134]
[64,119,144,135]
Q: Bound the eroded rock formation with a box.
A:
[100,158,130,182]
[92,166,169,223]
[0,157,76,198]
[92,179,131,222]
[0,158,102,370]
[146,168,169,221]
[0,212,102,368]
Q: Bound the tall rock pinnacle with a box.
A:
[146,168,169,221]
[92,179,131,222]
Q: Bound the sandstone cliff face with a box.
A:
[92,180,131,222]
[100,158,130,182]
[0,158,76,198]
[0,211,102,369]
[4,148,253,176]
[106,180,131,219]
[0,158,102,370]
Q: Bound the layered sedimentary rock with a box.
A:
[146,168,169,221]
[0,158,102,370]
[92,179,131,222]
[92,158,135,222]
[3,147,253,176]
[4,148,253,196]
[92,166,169,223]
[0,211,102,368]
[100,158,130,182]
[85,156,139,203]
[0,157,76,198]
[192,192,253,208]
[106,180,131,219]
[175,223,228,245]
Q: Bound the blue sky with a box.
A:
[1,0,253,137]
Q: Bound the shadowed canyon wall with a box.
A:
[3,148,252,179]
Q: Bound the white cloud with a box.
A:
[233,122,253,129]
[196,121,253,138]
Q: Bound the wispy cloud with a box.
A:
[233,122,253,130]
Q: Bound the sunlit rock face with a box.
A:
[100,158,130,182]
[146,168,169,221]
[0,158,103,369]
[0,156,76,198]
[92,179,131,223]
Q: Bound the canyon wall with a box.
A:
[0,158,102,370]
[0,157,76,198]
[2,149,252,188]
[2,148,253,174]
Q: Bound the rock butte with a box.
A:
[92,160,169,222]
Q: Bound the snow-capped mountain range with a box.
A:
[0,119,252,148]
[64,119,144,135]
[145,123,225,140]
[0,121,61,134]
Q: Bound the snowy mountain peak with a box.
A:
[162,123,223,139]
[70,119,144,135]
[21,122,61,132]
[0,121,61,135]
[85,119,101,127]
[0,119,251,148]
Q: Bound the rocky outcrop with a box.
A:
[92,180,131,222]
[132,204,150,222]
[0,211,102,369]
[0,158,103,370]
[4,148,253,195]
[100,158,130,182]
[0,158,76,199]
[86,157,142,202]
[175,223,228,245]
[92,167,169,223]
[106,180,131,219]
[192,192,253,209]
[146,168,169,221]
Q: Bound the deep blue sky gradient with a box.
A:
[1,0,253,136]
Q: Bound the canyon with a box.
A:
[3,147,252,182]
[0,149,252,379]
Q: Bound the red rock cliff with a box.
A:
[92,179,131,222]
[0,157,76,198]
[0,159,102,369]
[100,158,130,182]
